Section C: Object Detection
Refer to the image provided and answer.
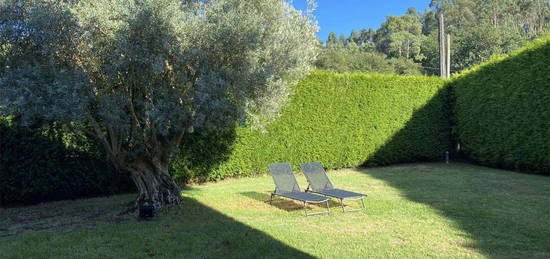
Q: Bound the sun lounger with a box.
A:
[268,162,331,216]
[300,162,367,212]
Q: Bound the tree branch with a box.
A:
[86,113,116,161]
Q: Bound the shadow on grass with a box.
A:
[240,191,342,212]
[0,195,314,258]
[240,191,303,211]
[0,195,135,238]
[158,196,314,258]
[362,163,550,258]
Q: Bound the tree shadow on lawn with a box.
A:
[0,195,134,238]
[360,163,550,258]
[0,194,314,258]
[240,191,342,212]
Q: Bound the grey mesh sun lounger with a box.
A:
[268,162,331,216]
[300,162,367,212]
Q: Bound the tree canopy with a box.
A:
[0,0,319,209]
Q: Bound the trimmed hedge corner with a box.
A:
[172,71,451,182]
[450,35,550,174]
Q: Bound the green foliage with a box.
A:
[349,29,360,44]
[0,118,133,206]
[315,48,394,74]
[376,12,426,61]
[0,0,320,204]
[326,32,338,48]
[450,35,550,174]
[323,0,550,75]
[388,57,424,75]
[421,22,527,75]
[172,71,450,182]
[452,25,525,71]
[338,33,348,47]
[419,32,442,76]
[315,47,423,75]
[422,0,550,75]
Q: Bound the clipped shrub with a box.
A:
[450,35,550,174]
[172,71,451,182]
[0,119,134,206]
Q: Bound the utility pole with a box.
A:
[446,33,451,78]
[438,13,446,78]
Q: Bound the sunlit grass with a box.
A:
[1,163,549,258]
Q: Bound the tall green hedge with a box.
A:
[0,119,134,206]
[5,36,549,204]
[450,35,550,174]
[172,71,451,182]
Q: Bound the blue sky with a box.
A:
[292,0,432,42]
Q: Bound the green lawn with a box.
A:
[1,163,549,258]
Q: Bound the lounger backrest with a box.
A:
[300,162,334,191]
[268,162,301,193]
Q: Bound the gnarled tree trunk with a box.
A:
[87,114,186,213]
[125,157,183,210]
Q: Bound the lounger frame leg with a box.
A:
[339,196,367,213]
[269,188,279,205]
[303,200,331,217]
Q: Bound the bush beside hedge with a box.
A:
[172,71,451,182]
[450,35,550,174]
[0,119,134,206]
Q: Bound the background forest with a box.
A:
[316,0,550,75]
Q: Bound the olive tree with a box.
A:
[0,0,319,209]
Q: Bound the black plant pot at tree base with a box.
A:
[139,201,155,220]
